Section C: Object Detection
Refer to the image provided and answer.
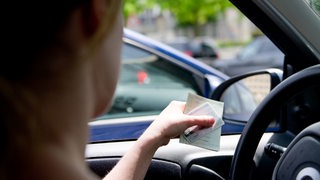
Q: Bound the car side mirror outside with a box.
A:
[211,68,283,123]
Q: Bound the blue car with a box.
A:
[89,29,249,142]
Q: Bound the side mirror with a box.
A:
[211,68,283,123]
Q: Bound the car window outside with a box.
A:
[95,2,285,125]
[259,39,278,53]
[96,43,200,120]
[306,0,320,17]
[237,39,261,61]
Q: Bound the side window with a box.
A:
[259,39,278,53]
[237,39,261,61]
[96,43,200,120]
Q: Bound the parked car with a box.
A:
[95,29,228,121]
[165,36,220,61]
[87,0,320,180]
[211,35,284,76]
[191,36,221,60]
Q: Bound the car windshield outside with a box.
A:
[210,35,284,76]
[237,36,279,61]
[86,1,320,179]
[94,1,285,125]
[96,42,201,120]
[306,0,320,17]
[165,37,219,60]
[90,0,308,141]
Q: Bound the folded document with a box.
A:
[180,93,224,151]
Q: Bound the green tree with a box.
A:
[154,0,233,36]
[123,0,233,36]
[123,0,152,24]
[308,0,320,15]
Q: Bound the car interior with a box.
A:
[86,0,320,179]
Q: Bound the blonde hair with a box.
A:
[0,0,122,176]
[91,0,123,48]
[2,0,122,80]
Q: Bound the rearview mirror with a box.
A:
[211,69,283,123]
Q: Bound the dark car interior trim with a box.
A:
[86,133,275,179]
[229,64,320,179]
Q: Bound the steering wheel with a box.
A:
[229,64,320,180]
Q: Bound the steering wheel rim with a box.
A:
[229,64,320,180]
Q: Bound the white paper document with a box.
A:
[180,93,224,151]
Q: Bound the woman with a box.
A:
[1,0,215,179]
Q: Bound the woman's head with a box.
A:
[2,0,122,81]
[1,0,123,166]
[2,0,123,114]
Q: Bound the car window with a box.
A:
[259,39,279,53]
[96,43,200,120]
[306,0,320,17]
[237,39,261,60]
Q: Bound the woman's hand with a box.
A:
[142,101,215,146]
[105,101,215,180]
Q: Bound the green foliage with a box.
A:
[153,0,232,26]
[308,0,320,15]
[123,0,234,35]
[123,0,152,22]
[124,0,233,25]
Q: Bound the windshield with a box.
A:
[237,39,261,60]
[306,0,320,17]
[90,0,288,142]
